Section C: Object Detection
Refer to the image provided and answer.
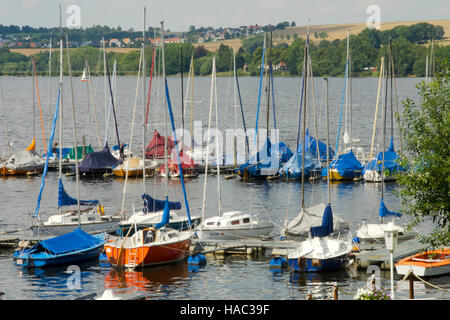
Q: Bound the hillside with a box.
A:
[194,19,450,51]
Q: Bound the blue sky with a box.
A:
[1,0,449,31]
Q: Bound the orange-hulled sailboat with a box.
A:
[395,248,450,277]
[104,20,194,269]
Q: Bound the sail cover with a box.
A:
[284,203,350,237]
[142,193,181,213]
[33,228,103,255]
[78,144,120,173]
[145,130,176,158]
[58,178,99,207]
[321,149,363,178]
[310,204,334,237]
[154,197,171,230]
[1,150,45,169]
[379,199,402,218]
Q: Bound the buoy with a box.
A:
[188,254,207,266]
[269,256,287,268]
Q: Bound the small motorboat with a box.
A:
[395,248,450,277]
[196,211,274,241]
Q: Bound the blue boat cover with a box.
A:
[310,204,334,237]
[58,178,99,207]
[297,129,334,161]
[379,199,402,218]
[363,139,405,175]
[278,150,320,178]
[35,228,103,255]
[142,193,181,213]
[154,196,170,230]
[78,144,120,172]
[238,137,291,176]
[321,149,363,178]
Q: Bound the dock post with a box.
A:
[333,283,339,300]
[409,272,414,300]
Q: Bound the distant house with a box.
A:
[274,62,287,72]
[109,38,121,47]
[364,66,377,72]
[122,38,131,45]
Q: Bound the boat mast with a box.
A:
[142,7,147,193]
[369,56,384,160]
[201,56,215,222]
[180,46,184,144]
[233,48,238,167]
[48,35,52,134]
[160,21,168,195]
[65,32,81,222]
[265,32,272,140]
[301,36,308,210]
[58,3,63,214]
[343,30,350,151]
[213,59,223,216]
[380,43,390,223]
[0,77,10,154]
[325,77,330,205]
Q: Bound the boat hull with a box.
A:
[0,166,44,176]
[329,168,361,181]
[104,238,191,268]
[288,253,350,272]
[395,249,450,277]
[197,224,274,240]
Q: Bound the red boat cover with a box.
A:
[145,130,176,158]
[159,149,197,174]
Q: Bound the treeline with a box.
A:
[0,23,449,77]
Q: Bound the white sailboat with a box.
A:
[31,29,120,237]
[196,57,274,241]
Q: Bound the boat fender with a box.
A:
[269,256,287,268]
[97,205,105,216]
[188,254,207,266]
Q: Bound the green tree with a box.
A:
[397,59,450,248]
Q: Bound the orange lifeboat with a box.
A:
[395,248,450,277]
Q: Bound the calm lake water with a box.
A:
[0,75,448,300]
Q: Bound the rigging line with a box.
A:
[0,78,10,153]
[32,58,47,153]
[254,38,266,148]
[121,47,143,217]
[335,59,348,154]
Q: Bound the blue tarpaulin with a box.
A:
[58,178,99,208]
[310,204,334,237]
[278,150,320,179]
[142,193,181,213]
[321,149,363,179]
[297,129,334,161]
[35,228,103,255]
[78,144,120,173]
[363,138,406,175]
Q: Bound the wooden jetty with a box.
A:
[354,238,426,270]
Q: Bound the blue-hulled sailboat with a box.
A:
[14,29,106,267]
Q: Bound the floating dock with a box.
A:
[354,238,426,270]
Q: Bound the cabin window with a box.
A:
[167,233,177,238]
[71,218,78,222]
[231,220,240,225]
[88,217,95,221]
[243,218,250,224]
[207,222,216,226]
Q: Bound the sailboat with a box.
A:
[196,57,274,240]
[355,48,415,250]
[104,20,193,269]
[30,30,120,237]
[14,28,106,267]
[285,78,353,272]
[363,44,406,182]
[237,33,291,180]
[76,59,121,177]
[282,69,350,240]
[1,58,46,176]
[321,31,363,181]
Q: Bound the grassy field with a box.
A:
[8,19,450,56]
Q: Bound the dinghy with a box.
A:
[395,248,450,277]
